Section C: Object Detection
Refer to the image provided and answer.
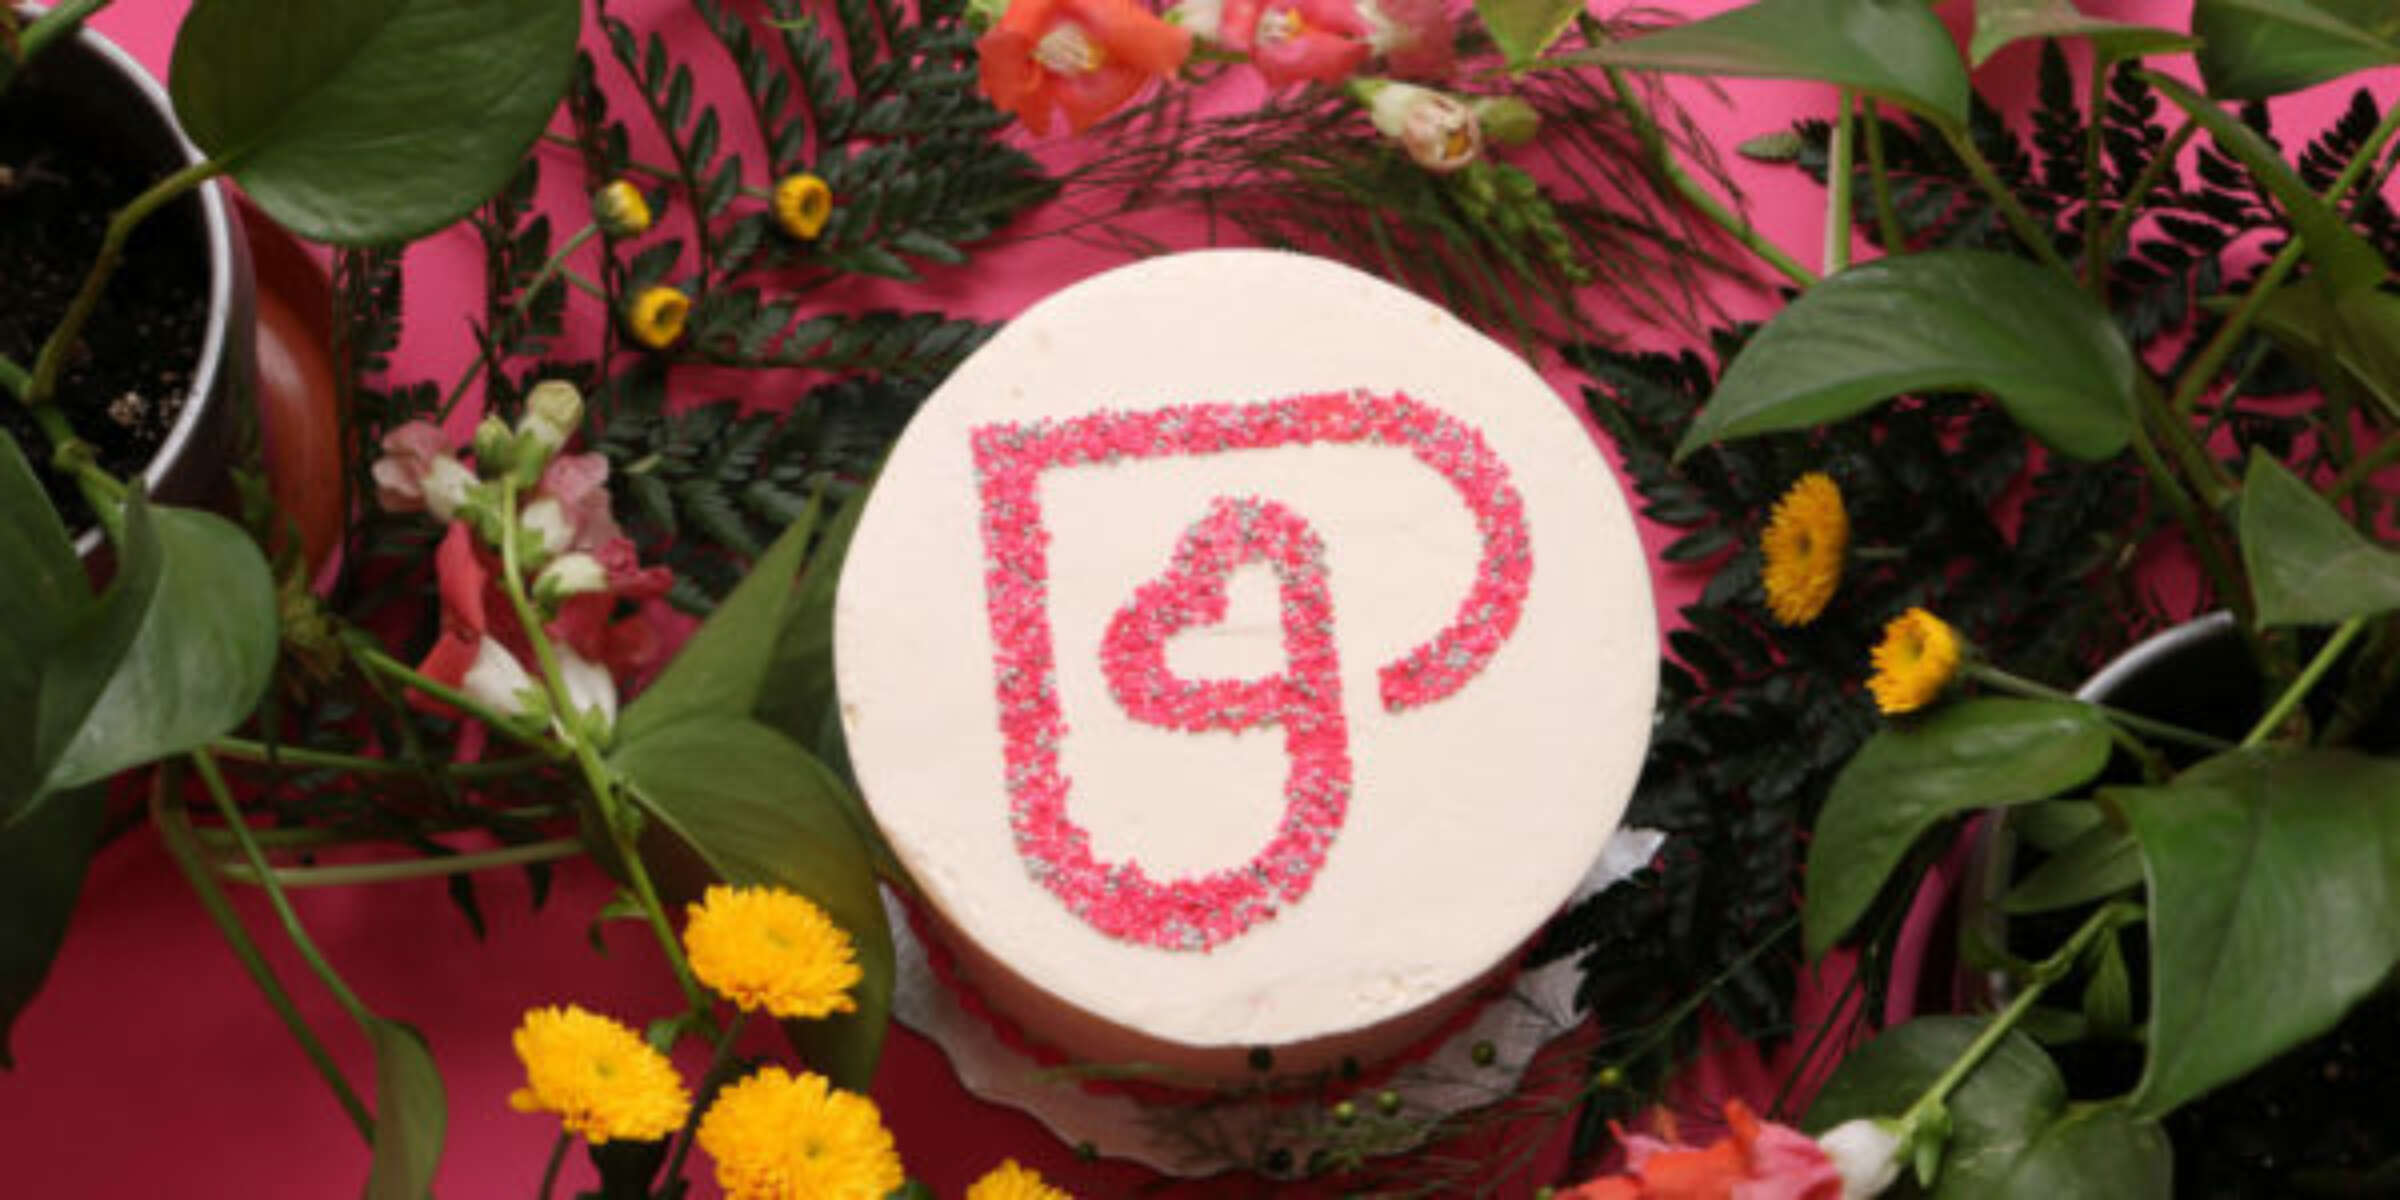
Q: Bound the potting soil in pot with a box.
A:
[0,80,206,530]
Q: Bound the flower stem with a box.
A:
[437,222,603,422]
[1937,123,2072,277]
[1901,901,2139,1128]
[1967,662,2235,754]
[1601,62,1818,290]
[210,837,585,889]
[661,1009,748,1186]
[536,1131,569,1200]
[27,157,226,406]
[191,750,376,1028]
[1860,99,1906,253]
[151,772,375,1140]
[1825,89,1855,276]
[2241,615,2368,749]
[209,735,550,780]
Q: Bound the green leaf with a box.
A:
[1969,0,2196,67]
[618,497,821,746]
[1676,251,2138,463]
[2147,72,2389,294]
[1546,0,1970,128]
[0,432,87,825]
[1477,0,1585,65]
[2193,0,2400,100]
[2237,454,2400,627]
[1805,1015,2066,1190]
[2081,930,2133,1037]
[1804,699,2114,956]
[362,1017,446,1200]
[169,0,581,245]
[2116,749,2400,1116]
[2248,278,2400,424]
[2003,822,2142,914]
[0,784,102,1068]
[613,718,892,1091]
[32,498,278,804]
[1960,1103,2172,1198]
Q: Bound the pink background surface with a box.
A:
[5,1,2390,1196]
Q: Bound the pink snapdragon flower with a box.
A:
[373,420,476,521]
[1560,1099,1851,1200]
[1223,0,1370,86]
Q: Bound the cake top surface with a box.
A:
[836,249,1655,1049]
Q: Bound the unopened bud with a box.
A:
[534,552,607,606]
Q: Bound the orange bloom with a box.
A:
[978,0,1191,134]
[1559,1100,1843,1200]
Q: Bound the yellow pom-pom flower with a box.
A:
[591,180,653,237]
[1760,471,1847,626]
[697,1067,903,1200]
[626,285,691,350]
[968,1159,1074,1200]
[773,173,834,240]
[507,1004,690,1144]
[1868,607,1962,715]
[684,885,863,1019]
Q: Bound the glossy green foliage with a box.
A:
[2193,0,2400,100]
[2238,455,2400,627]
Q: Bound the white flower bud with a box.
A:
[421,456,478,523]
[519,497,573,559]
[471,415,516,473]
[460,639,546,719]
[556,648,619,739]
[519,381,584,456]
[534,552,607,606]
[1364,80,1482,173]
[1169,0,1224,40]
[1818,1118,1905,1199]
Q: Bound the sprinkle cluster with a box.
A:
[971,390,1532,952]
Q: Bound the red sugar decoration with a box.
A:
[971,390,1531,952]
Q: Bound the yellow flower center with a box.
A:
[1034,23,1104,74]
[1257,6,1310,46]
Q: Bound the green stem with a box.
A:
[1603,64,1818,290]
[347,643,563,755]
[2082,55,2111,297]
[2129,419,2248,630]
[1902,901,2139,1127]
[151,774,375,1140]
[211,838,585,889]
[437,223,603,422]
[1860,99,1906,253]
[2092,120,2197,270]
[192,804,567,851]
[27,157,225,407]
[561,269,609,301]
[1825,90,1856,276]
[1967,662,2232,753]
[661,1009,749,1186]
[192,751,375,1027]
[2325,435,2400,502]
[536,1132,569,1200]
[0,354,27,400]
[210,736,551,780]
[497,481,711,1018]
[1938,123,2072,277]
[2166,94,2400,422]
[2241,616,2367,748]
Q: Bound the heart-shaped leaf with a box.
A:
[1676,251,2138,462]
[1970,0,2196,67]
[1804,698,2113,956]
[618,496,822,747]
[2237,454,2400,627]
[363,1017,446,1200]
[1805,1015,2067,1186]
[1545,0,1970,128]
[2003,822,2142,914]
[2148,72,2390,294]
[0,431,87,826]
[31,496,278,805]
[2193,0,2400,100]
[1477,0,1585,65]
[169,0,580,245]
[757,486,892,879]
[1961,1103,2173,1198]
[613,717,892,1091]
[2116,749,2400,1116]
[0,782,102,1068]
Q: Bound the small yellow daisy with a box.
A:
[773,173,834,240]
[507,1004,690,1144]
[1868,607,1962,715]
[1761,472,1847,626]
[684,885,863,1019]
[591,180,653,237]
[698,1067,903,1200]
[626,285,691,350]
[968,1159,1074,1200]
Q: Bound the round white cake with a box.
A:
[835,249,1656,1085]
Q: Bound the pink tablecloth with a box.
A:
[4,1,2382,1196]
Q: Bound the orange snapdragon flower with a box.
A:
[978,0,1191,134]
[1560,1100,1845,1200]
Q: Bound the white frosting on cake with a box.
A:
[835,250,1655,1076]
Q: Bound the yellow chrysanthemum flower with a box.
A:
[698,1067,904,1200]
[684,885,862,1019]
[591,180,653,237]
[967,1159,1074,1200]
[626,286,691,350]
[1868,607,1962,715]
[1761,472,1847,626]
[507,1004,690,1144]
[773,173,834,240]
